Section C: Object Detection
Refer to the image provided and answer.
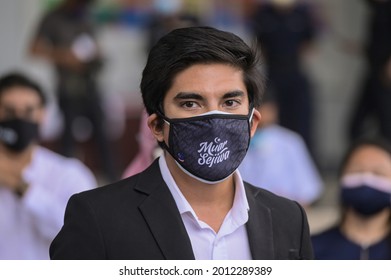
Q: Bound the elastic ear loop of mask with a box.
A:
[249,107,255,123]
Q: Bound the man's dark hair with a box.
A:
[140,26,265,115]
[0,72,47,106]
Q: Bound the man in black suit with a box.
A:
[50,26,313,260]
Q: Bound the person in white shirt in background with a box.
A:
[239,91,323,208]
[0,72,96,259]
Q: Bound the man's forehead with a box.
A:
[0,87,42,105]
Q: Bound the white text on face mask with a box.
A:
[197,137,230,167]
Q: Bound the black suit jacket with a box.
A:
[50,160,313,259]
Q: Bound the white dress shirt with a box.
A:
[159,155,252,260]
[0,146,96,259]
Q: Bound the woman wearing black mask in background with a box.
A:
[311,137,391,259]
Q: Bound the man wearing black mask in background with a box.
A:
[0,72,96,259]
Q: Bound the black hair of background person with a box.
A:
[0,72,47,106]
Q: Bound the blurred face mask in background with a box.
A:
[340,173,391,216]
[0,118,39,152]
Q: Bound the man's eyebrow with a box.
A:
[223,90,245,99]
[174,92,203,101]
[173,90,245,102]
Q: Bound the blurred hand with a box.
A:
[0,150,28,192]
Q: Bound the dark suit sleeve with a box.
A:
[295,202,314,260]
[50,194,106,260]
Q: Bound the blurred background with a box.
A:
[0,0,379,233]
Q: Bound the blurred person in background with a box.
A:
[250,0,317,152]
[124,0,198,178]
[349,0,391,143]
[122,109,162,178]
[29,0,117,181]
[0,72,96,259]
[146,0,200,52]
[311,137,391,259]
[239,91,323,208]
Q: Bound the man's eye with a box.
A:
[4,108,16,118]
[225,100,239,107]
[182,101,196,108]
[25,107,35,117]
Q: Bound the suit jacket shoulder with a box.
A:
[244,182,314,259]
[50,159,194,260]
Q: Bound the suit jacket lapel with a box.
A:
[245,184,275,259]
[135,160,195,260]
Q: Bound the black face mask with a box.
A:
[158,109,254,184]
[341,186,391,216]
[340,173,391,216]
[0,118,39,152]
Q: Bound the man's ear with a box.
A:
[147,113,165,142]
[250,109,261,137]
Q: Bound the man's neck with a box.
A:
[0,144,34,166]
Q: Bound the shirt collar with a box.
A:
[158,154,249,224]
